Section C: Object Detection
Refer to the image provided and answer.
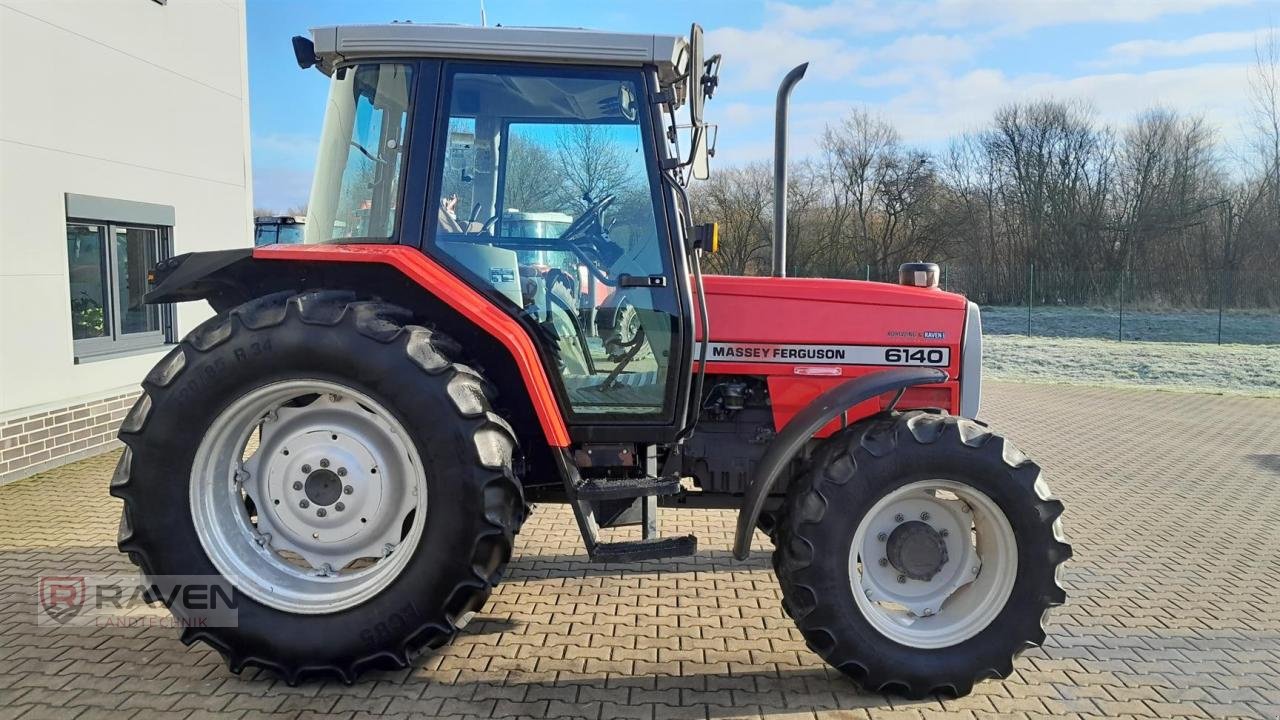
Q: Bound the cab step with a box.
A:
[589,535,698,563]
[575,475,681,502]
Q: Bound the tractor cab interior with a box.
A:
[428,66,682,423]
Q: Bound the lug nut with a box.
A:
[920,511,930,521]
[320,458,330,468]
[877,532,887,542]
[343,485,353,495]
[316,509,327,518]
[299,500,310,509]
[301,464,312,474]
[335,502,345,512]
[878,558,888,567]
[923,608,933,616]
[894,513,904,523]
[337,467,347,477]
[292,481,303,491]
[897,575,907,584]
[940,528,949,538]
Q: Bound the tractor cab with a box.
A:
[253,215,306,246]
[300,23,718,437]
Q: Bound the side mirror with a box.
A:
[690,127,710,181]
[688,24,705,126]
[685,24,720,180]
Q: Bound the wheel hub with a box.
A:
[886,520,949,581]
[190,380,428,614]
[849,479,1018,649]
[304,468,343,506]
[244,394,416,572]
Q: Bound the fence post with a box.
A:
[1217,267,1225,345]
[1118,269,1124,342]
[943,263,949,291]
[865,264,870,281]
[1026,262,1034,337]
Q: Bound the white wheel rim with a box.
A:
[849,479,1017,648]
[190,379,427,614]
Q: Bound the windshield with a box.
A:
[305,63,412,243]
[255,222,305,246]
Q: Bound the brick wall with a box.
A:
[0,391,140,485]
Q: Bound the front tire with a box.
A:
[111,291,524,683]
[773,410,1070,698]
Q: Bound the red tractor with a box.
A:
[113,23,1069,698]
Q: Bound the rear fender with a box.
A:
[731,366,947,559]
[146,245,571,448]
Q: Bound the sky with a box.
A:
[248,0,1273,210]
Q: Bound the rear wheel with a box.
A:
[112,291,523,683]
[773,410,1070,698]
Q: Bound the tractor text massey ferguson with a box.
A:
[113,23,1070,698]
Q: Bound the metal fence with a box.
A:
[855,264,1280,345]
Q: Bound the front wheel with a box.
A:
[773,410,1070,699]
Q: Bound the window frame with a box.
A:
[306,61,420,245]
[67,219,174,361]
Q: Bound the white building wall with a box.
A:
[0,0,253,481]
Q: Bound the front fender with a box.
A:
[731,366,948,559]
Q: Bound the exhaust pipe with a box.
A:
[772,62,808,278]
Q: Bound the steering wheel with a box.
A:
[468,213,501,236]
[556,195,624,283]
[560,194,615,244]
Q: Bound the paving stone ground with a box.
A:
[1,380,1278,719]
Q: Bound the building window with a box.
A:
[67,221,172,359]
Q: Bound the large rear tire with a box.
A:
[111,290,523,683]
[773,410,1070,699]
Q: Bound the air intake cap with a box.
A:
[899,262,940,289]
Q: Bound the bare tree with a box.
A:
[502,133,563,212]
[554,124,637,211]
[689,162,773,275]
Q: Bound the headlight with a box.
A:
[959,301,983,418]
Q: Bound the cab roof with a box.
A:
[309,24,688,83]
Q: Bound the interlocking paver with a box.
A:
[1,381,1277,719]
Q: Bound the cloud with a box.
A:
[706,27,864,92]
[884,62,1254,145]
[877,34,976,65]
[1099,29,1263,66]
[858,34,978,85]
[710,62,1255,166]
[765,0,1255,35]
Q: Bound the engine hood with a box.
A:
[696,274,968,368]
[701,275,968,311]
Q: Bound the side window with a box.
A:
[429,67,679,421]
[67,221,172,359]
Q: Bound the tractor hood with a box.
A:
[699,275,970,352]
[702,275,968,311]
[697,273,981,424]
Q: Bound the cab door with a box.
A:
[421,62,690,436]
